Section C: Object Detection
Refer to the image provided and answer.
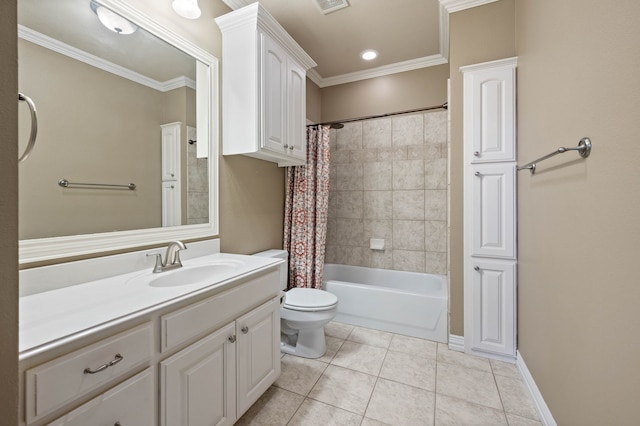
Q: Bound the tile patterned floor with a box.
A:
[237,322,542,426]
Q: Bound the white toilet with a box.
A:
[253,249,338,359]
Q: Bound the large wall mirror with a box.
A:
[18,0,219,263]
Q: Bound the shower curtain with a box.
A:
[283,125,331,289]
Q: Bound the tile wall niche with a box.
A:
[325,111,448,274]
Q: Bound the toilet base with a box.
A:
[280,327,327,359]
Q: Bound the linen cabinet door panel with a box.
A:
[236,297,281,417]
[463,62,516,163]
[469,259,516,357]
[160,322,236,426]
[161,123,181,181]
[47,368,155,426]
[470,163,515,259]
[261,32,287,155]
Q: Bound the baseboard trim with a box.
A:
[448,334,465,352]
[516,350,557,426]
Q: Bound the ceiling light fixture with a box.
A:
[172,0,202,19]
[361,50,378,61]
[90,2,138,35]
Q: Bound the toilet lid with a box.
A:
[284,288,338,311]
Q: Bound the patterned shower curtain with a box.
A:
[283,125,331,289]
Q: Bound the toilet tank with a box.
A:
[253,249,288,290]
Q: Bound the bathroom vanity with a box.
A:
[19,246,283,426]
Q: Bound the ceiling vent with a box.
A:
[315,0,349,15]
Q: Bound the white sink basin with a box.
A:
[131,260,245,288]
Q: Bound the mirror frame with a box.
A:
[19,0,219,264]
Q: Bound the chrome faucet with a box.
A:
[147,241,187,273]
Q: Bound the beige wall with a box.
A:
[306,78,322,123]
[515,0,640,423]
[320,65,449,123]
[1,0,19,422]
[448,0,516,336]
[18,40,163,238]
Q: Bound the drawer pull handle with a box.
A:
[241,326,249,334]
[228,335,236,343]
[83,353,123,374]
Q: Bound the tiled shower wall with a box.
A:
[186,126,209,225]
[325,111,448,274]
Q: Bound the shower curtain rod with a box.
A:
[307,102,448,129]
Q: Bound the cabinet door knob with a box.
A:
[228,335,236,343]
[474,266,480,271]
[283,144,289,149]
[170,173,175,177]
[473,151,480,157]
[474,171,481,177]
[241,326,249,334]
[289,145,294,150]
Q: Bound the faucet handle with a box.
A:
[146,253,164,273]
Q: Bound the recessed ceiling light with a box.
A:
[361,50,378,61]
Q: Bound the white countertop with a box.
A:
[19,253,282,357]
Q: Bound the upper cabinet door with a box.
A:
[463,59,516,163]
[261,32,288,155]
[286,61,307,161]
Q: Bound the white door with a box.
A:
[236,298,281,417]
[469,259,516,357]
[470,163,516,259]
[160,323,237,426]
[261,32,287,155]
[463,62,516,163]
[161,122,181,181]
[162,181,181,227]
[287,60,306,162]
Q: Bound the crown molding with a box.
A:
[18,25,193,92]
[440,0,499,14]
[220,0,500,87]
[221,0,255,10]
[309,54,448,88]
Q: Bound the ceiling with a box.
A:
[222,0,449,87]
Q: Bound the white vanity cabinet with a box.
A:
[216,3,316,167]
[19,261,282,426]
[462,57,518,361]
[160,297,280,425]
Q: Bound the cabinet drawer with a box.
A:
[161,270,279,352]
[47,367,155,426]
[26,323,152,424]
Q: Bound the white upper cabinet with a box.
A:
[216,3,317,167]
[462,58,516,163]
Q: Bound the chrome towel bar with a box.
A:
[18,92,38,163]
[58,179,136,190]
[517,137,592,175]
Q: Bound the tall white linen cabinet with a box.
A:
[461,57,518,361]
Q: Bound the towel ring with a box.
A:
[18,92,38,163]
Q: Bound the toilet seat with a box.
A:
[284,288,338,312]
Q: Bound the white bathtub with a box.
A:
[323,264,448,343]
